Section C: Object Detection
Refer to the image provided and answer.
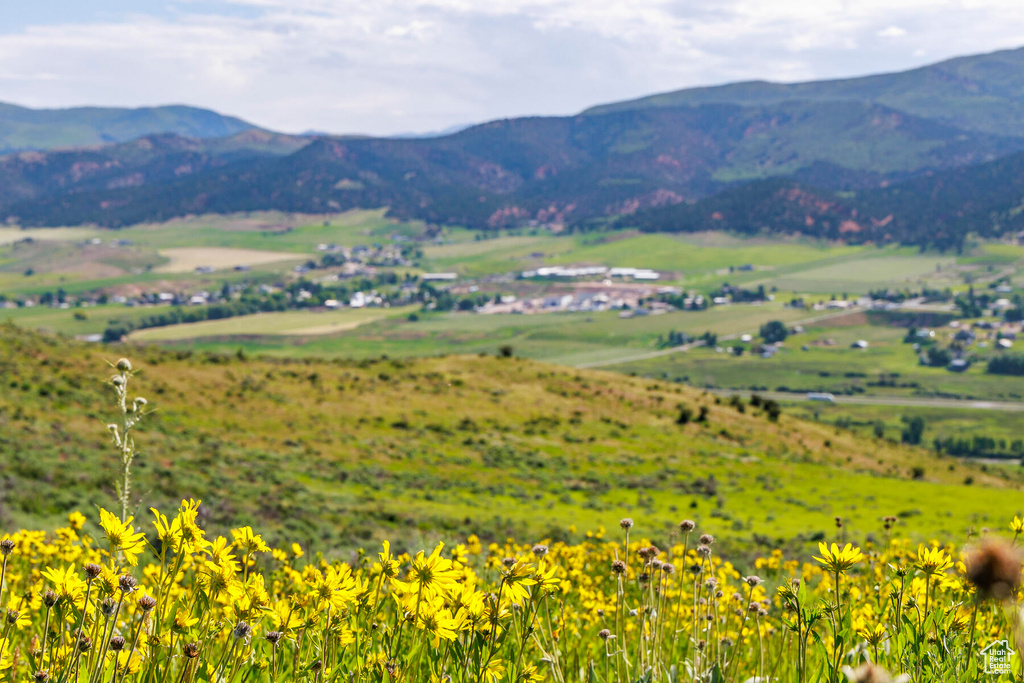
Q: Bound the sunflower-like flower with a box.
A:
[98,509,148,566]
[1010,515,1024,536]
[407,543,461,600]
[377,541,401,579]
[914,545,953,578]
[40,564,87,608]
[814,543,864,573]
[231,527,270,555]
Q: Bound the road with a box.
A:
[710,390,1024,412]
[575,308,863,369]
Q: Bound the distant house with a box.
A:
[422,273,458,281]
[852,340,869,349]
[948,359,970,372]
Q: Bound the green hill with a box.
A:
[585,46,1024,137]
[0,324,1019,554]
[3,100,1020,231]
[0,102,259,153]
[6,47,1024,246]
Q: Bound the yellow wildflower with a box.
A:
[98,508,148,566]
[814,543,864,573]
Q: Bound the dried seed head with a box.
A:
[619,518,634,530]
[502,557,516,568]
[232,621,252,641]
[638,572,650,585]
[0,539,14,556]
[137,595,157,613]
[842,663,896,683]
[6,609,19,625]
[611,560,626,575]
[100,598,117,617]
[698,534,714,546]
[651,558,663,569]
[662,563,676,574]
[679,520,696,532]
[597,629,613,641]
[77,635,93,653]
[531,544,549,558]
[118,575,137,593]
[745,575,763,587]
[696,545,712,557]
[116,358,132,372]
[84,564,102,580]
[835,517,843,528]
[183,642,200,659]
[108,636,126,652]
[265,631,283,646]
[33,671,49,683]
[965,538,1023,601]
[42,590,58,608]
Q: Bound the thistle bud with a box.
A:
[118,575,137,593]
[265,631,283,646]
[109,636,126,652]
[619,518,634,530]
[42,590,58,608]
[183,642,200,658]
[100,598,117,617]
[116,358,132,372]
[679,520,696,532]
[232,621,252,640]
[0,539,14,556]
[137,595,157,613]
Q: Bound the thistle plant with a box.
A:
[106,359,149,523]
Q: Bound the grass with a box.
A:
[1,324,1021,555]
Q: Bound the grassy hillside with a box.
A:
[1,324,1020,557]
[0,101,259,153]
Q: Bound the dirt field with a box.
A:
[154,247,304,273]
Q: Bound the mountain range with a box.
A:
[7,47,1024,249]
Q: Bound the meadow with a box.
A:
[0,333,1022,682]
[2,325,1021,551]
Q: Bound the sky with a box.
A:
[2,1,1024,136]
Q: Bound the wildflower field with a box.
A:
[1,330,1023,681]
[1,504,1022,682]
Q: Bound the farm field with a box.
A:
[607,311,1024,400]
[130,305,416,340]
[2,325,1021,554]
[153,246,303,273]
[137,302,815,363]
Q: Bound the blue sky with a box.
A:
[2,1,1023,136]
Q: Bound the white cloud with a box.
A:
[0,1,1023,135]
[878,25,908,37]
